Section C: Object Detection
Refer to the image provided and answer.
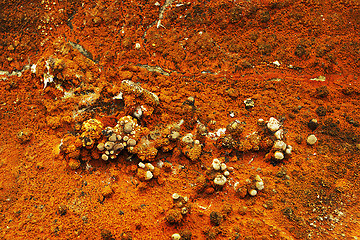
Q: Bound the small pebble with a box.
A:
[255,175,263,182]
[181,207,188,215]
[220,163,227,171]
[170,131,180,140]
[258,118,265,126]
[244,98,255,108]
[274,129,283,140]
[285,145,293,155]
[307,134,317,145]
[133,106,143,118]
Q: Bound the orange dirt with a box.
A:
[0,0,360,239]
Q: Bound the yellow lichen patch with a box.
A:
[68,158,81,170]
[80,119,104,140]
[183,143,202,161]
[132,144,158,162]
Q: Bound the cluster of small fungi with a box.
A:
[220,117,292,163]
[97,116,141,161]
[234,174,265,198]
[136,162,161,181]
[165,193,191,224]
[211,158,232,187]
[59,78,292,195]
[261,117,292,162]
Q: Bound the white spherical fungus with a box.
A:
[274,151,284,160]
[274,129,284,140]
[138,162,146,168]
[144,171,153,180]
[212,158,221,171]
[214,175,227,186]
[172,193,180,200]
[133,106,143,119]
[171,233,181,240]
[307,134,317,145]
[285,145,293,155]
[220,163,227,171]
[145,163,155,171]
[267,117,280,132]
[181,133,193,144]
[256,181,264,191]
[249,189,258,196]
[97,143,105,151]
[101,154,109,161]
[274,140,287,151]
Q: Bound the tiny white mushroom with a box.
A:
[171,233,181,240]
[274,129,284,140]
[212,158,221,171]
[256,181,264,191]
[172,193,180,200]
[220,163,227,171]
[307,135,317,145]
[214,175,227,186]
[104,141,115,150]
[285,145,293,155]
[274,151,284,160]
[144,171,153,180]
[97,143,105,151]
[267,117,280,132]
[249,189,258,196]
[145,163,155,171]
[273,140,287,151]
[101,154,109,161]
